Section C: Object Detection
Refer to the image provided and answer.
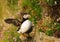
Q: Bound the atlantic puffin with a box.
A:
[4,14,33,40]
[17,14,33,40]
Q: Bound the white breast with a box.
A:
[18,20,32,33]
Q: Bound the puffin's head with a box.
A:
[23,14,31,21]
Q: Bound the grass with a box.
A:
[0,0,42,42]
[55,23,60,30]
[45,29,54,36]
[7,0,19,11]
[0,0,60,42]
[45,0,54,6]
[3,25,21,42]
[22,0,42,25]
[0,0,22,42]
[3,38,9,42]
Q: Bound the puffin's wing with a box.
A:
[4,18,21,26]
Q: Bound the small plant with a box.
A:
[55,23,60,30]
[45,29,54,36]
[45,0,54,6]
[38,28,43,32]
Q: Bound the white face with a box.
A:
[23,14,30,19]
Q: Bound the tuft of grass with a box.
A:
[4,26,22,42]
[45,29,54,36]
[55,23,60,30]
[9,38,14,42]
[22,0,42,25]
[38,28,43,32]
[3,38,9,42]
[7,0,19,11]
[45,0,54,6]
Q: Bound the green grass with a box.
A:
[3,25,21,42]
[45,29,54,36]
[55,23,60,30]
[3,38,9,42]
[0,2,4,19]
[1,0,60,42]
[38,28,43,32]
[7,0,19,13]
[0,6,2,17]
[7,0,18,9]
[45,0,54,6]
[0,0,22,42]
[22,0,42,25]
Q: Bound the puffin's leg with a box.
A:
[19,33,29,40]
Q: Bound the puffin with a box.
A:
[17,14,33,40]
[17,14,32,32]
[4,14,33,40]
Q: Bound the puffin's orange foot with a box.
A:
[19,33,29,40]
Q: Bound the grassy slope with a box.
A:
[0,0,60,42]
[0,0,41,42]
[0,0,22,42]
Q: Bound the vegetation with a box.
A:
[0,0,60,42]
[45,29,54,36]
[45,0,54,6]
[7,0,18,11]
[22,0,42,25]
